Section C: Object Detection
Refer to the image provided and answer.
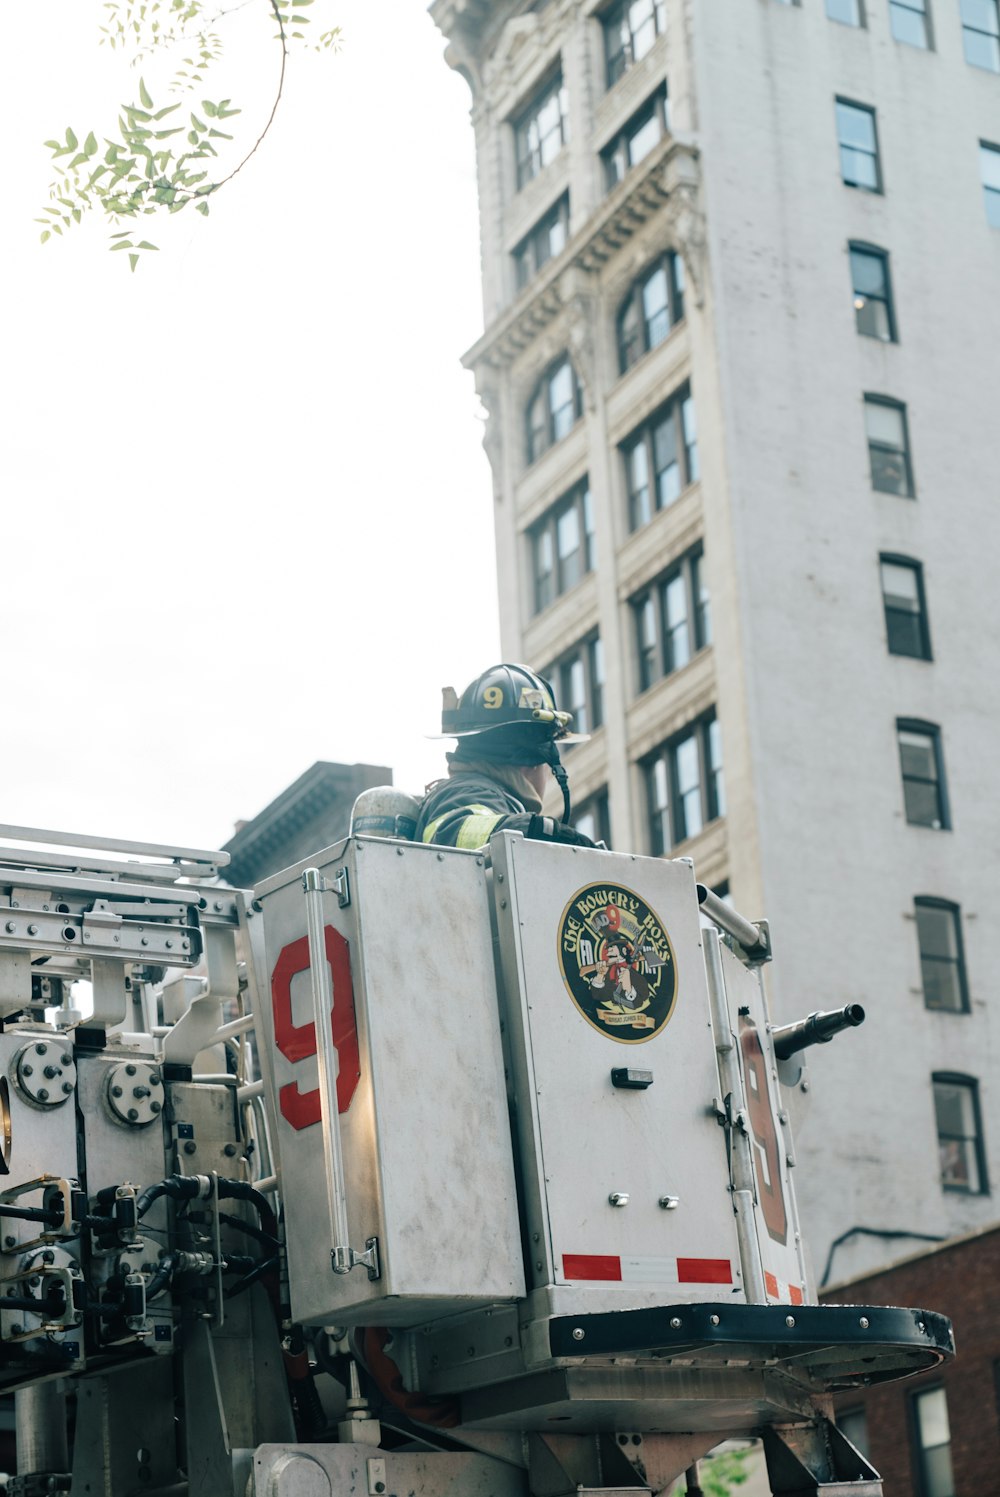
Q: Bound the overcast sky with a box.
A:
[1,1,499,854]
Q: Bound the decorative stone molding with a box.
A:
[463,137,706,375]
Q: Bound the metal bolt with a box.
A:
[183,1140,197,1155]
[150,1101,161,1114]
[37,1089,50,1102]
[182,941,190,951]
[150,1075,161,1087]
[44,1066,58,1079]
[4,1237,15,1248]
[133,1086,150,1099]
[61,1054,71,1067]
[778,1112,788,1124]
[670,1317,682,1329]
[785,1316,796,1328]
[127,1108,140,1121]
[4,922,15,934]
[658,1195,679,1210]
[504,1335,513,1347]
[28,1275,40,1288]
[535,1261,543,1272]
[62,1083,73,1095]
[374,1484,385,1495]
[35,1043,47,1056]
[21,1064,33,1077]
[140,938,149,947]
[223,1143,238,1157]
[125,1065,137,1077]
[859,1317,870,1330]
[917,1321,925,1333]
[709,1314,720,1326]
[41,1250,54,1264]
[27,924,39,936]
[608,1192,629,1207]
[572,1327,585,1341]
[111,1085,123,1098]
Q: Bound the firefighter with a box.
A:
[415,663,596,850]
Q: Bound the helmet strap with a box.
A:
[546,747,572,824]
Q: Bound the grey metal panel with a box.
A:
[0,1029,78,1268]
[251,1443,528,1497]
[490,837,744,1304]
[254,838,524,1327]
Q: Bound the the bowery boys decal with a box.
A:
[558,883,678,1043]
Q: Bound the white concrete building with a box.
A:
[430,0,1000,1286]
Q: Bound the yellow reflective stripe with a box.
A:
[455,812,505,850]
[423,804,505,848]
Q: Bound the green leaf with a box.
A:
[68,153,89,170]
[84,131,98,156]
[110,239,134,250]
[43,139,61,150]
[202,99,218,116]
[40,230,51,244]
[195,200,209,215]
[137,240,159,250]
[65,126,78,150]
[207,128,232,139]
[139,77,153,109]
[127,108,153,123]
[129,252,139,271]
[153,102,182,120]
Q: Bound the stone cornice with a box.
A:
[463,137,703,375]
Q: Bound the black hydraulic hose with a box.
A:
[218,1212,279,1251]
[145,1252,180,1301]
[225,1255,279,1300]
[0,1204,64,1226]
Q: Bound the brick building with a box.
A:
[822,1225,1000,1495]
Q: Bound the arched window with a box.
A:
[526,357,583,464]
[616,252,684,372]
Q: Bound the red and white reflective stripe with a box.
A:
[764,1270,804,1305]
[562,1253,733,1286]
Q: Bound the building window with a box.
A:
[836,100,881,191]
[933,1075,987,1194]
[603,0,667,88]
[890,0,932,47]
[514,72,569,190]
[864,396,914,496]
[573,788,611,847]
[915,899,969,1014]
[547,635,605,737]
[514,195,570,290]
[633,546,710,692]
[912,1386,956,1497]
[526,357,583,465]
[962,0,1000,71]
[880,555,931,659]
[850,244,896,341]
[622,385,698,530]
[827,0,864,23]
[601,85,669,190]
[528,479,594,613]
[617,252,685,372]
[837,1408,870,1458]
[980,142,1000,227]
[643,712,724,854]
[897,720,949,830]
